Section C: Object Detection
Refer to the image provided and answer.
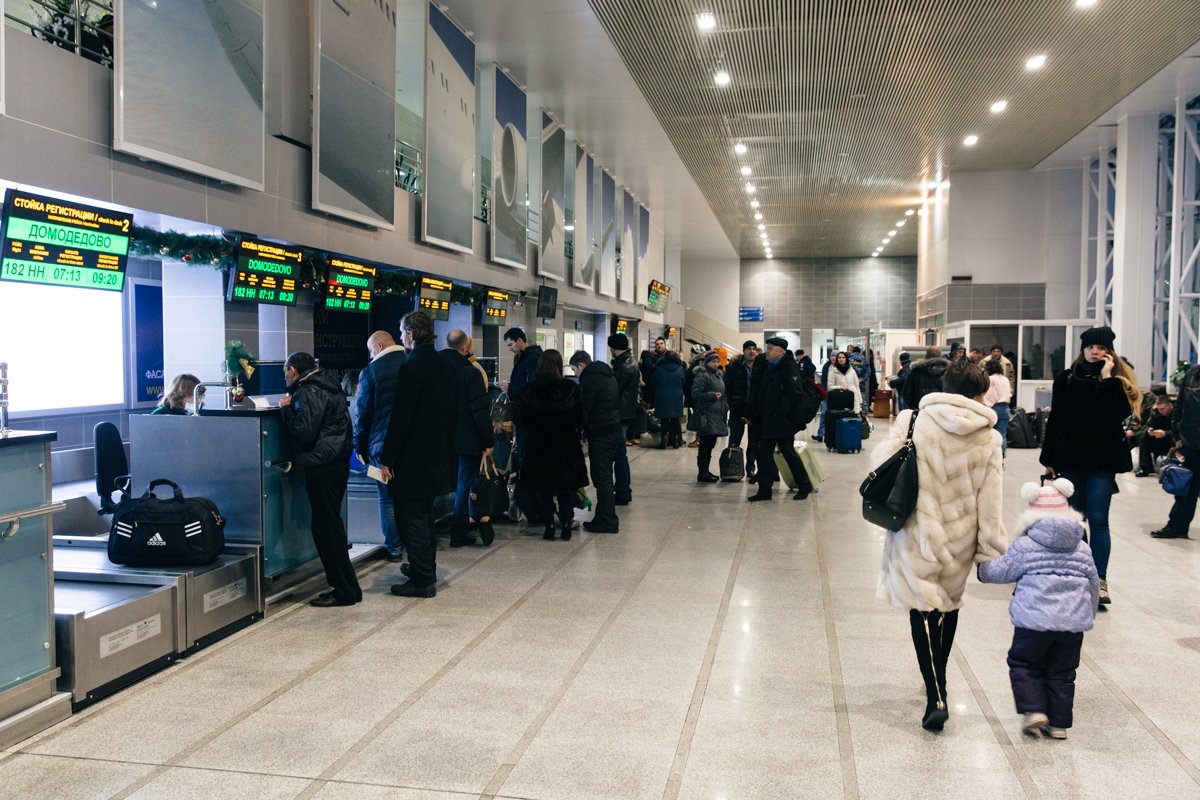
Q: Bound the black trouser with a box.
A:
[1139,434,1171,473]
[910,609,959,709]
[394,494,438,588]
[754,434,813,495]
[659,417,682,447]
[587,428,623,530]
[305,462,362,603]
[728,413,758,472]
[1008,627,1084,729]
[539,491,576,528]
[1167,445,1200,534]
[697,434,718,474]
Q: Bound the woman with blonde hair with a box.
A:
[1040,326,1140,609]
[152,373,202,415]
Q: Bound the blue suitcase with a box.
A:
[835,415,862,453]
[825,408,857,451]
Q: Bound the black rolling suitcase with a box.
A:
[1007,407,1037,449]
[719,445,745,481]
[108,479,225,566]
[827,388,855,412]
[825,409,859,452]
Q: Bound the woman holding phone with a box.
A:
[1039,326,1141,609]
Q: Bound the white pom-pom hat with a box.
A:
[1014,478,1080,536]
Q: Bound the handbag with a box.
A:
[1159,455,1193,497]
[859,411,919,531]
[108,479,225,566]
[471,454,509,520]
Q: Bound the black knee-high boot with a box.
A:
[936,609,959,704]
[909,609,949,731]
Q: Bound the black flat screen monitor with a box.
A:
[243,360,288,395]
[481,289,508,326]
[417,275,452,321]
[536,285,558,319]
[227,237,301,306]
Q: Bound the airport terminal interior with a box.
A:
[1,1,1200,798]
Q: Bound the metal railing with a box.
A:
[6,0,113,66]
[395,139,423,196]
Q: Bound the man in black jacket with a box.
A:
[504,327,543,461]
[725,340,759,481]
[899,346,950,411]
[381,312,458,598]
[280,352,362,607]
[609,333,639,503]
[355,330,407,561]
[747,339,815,502]
[439,329,496,547]
[569,350,623,533]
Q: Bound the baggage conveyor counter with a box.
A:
[129,410,378,596]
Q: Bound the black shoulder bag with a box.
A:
[859,411,919,531]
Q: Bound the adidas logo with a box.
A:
[146,533,167,546]
[184,521,203,538]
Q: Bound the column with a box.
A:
[1111,114,1158,381]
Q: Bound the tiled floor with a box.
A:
[4,428,1200,800]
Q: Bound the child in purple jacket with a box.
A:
[978,478,1100,739]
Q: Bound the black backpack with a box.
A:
[1007,407,1037,449]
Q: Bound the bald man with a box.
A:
[355,330,407,560]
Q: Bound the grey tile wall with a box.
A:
[945,283,1045,323]
[739,257,918,338]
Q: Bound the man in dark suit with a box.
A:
[747,338,815,502]
[380,312,458,598]
[439,329,495,547]
[569,350,623,533]
[354,330,406,561]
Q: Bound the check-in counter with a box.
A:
[129,410,353,587]
[0,431,70,748]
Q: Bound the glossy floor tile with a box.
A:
[4,434,1199,799]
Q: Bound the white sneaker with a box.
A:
[1021,712,1049,735]
[1041,726,1068,740]
[1098,579,1111,605]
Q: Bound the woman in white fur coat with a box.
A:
[872,360,1007,732]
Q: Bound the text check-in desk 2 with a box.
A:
[129,409,365,597]
[0,431,70,748]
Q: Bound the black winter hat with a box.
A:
[1080,326,1116,351]
[899,352,911,363]
[764,336,788,349]
[607,333,629,350]
[742,340,758,350]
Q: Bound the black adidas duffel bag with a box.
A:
[108,479,225,566]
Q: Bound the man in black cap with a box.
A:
[747,337,816,501]
[725,340,760,481]
[609,332,639,504]
[889,352,912,411]
[987,344,1016,403]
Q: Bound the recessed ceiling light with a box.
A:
[714,69,731,87]
[896,220,906,227]
[888,230,897,236]
[564,224,575,231]
[917,208,925,216]
[905,209,915,216]
[740,166,752,176]
[963,134,979,147]
[754,212,762,220]
[750,200,760,208]
[757,224,765,230]
[696,11,716,31]
[882,238,890,244]
[734,142,747,155]
[941,180,951,189]
[1025,54,1047,71]
[766,254,774,259]
[744,182,756,194]
[1074,0,1097,7]
[990,99,1008,114]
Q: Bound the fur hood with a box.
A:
[874,393,1006,612]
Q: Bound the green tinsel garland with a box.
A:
[129,226,498,305]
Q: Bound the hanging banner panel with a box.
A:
[638,204,651,304]
[539,111,566,280]
[490,67,527,268]
[599,169,616,298]
[115,0,265,189]
[312,0,397,228]
[422,3,476,253]
[620,188,636,303]
[571,145,595,290]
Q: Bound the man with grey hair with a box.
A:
[355,330,406,561]
[380,312,457,598]
[439,328,495,547]
[569,349,623,533]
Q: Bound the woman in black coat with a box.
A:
[514,350,588,541]
[1040,326,1141,608]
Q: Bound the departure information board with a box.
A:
[227,237,301,306]
[646,279,671,312]
[481,289,508,325]
[324,256,376,313]
[0,189,133,292]
[417,275,452,321]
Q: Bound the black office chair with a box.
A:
[94,421,130,515]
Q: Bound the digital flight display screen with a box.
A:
[647,279,671,313]
[615,319,630,335]
[227,237,301,306]
[418,275,452,321]
[0,189,133,292]
[324,256,376,314]
[482,289,508,325]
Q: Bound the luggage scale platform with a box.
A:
[51,539,262,709]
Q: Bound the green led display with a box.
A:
[324,256,377,314]
[227,237,302,306]
[0,189,133,292]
